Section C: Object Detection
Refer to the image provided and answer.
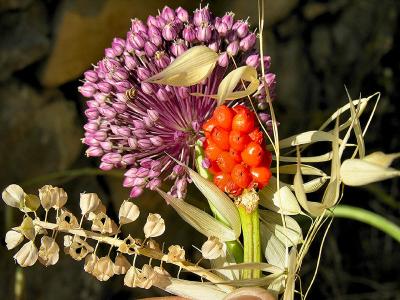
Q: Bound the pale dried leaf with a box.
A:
[259,183,301,216]
[187,168,241,238]
[146,46,218,86]
[260,223,286,268]
[259,211,303,246]
[283,247,297,300]
[363,151,400,168]
[271,164,326,177]
[159,190,237,241]
[340,159,400,186]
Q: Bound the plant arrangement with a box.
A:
[2,2,399,299]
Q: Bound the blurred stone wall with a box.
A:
[0,0,399,299]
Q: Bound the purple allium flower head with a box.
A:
[79,5,276,199]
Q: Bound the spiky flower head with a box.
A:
[79,5,276,198]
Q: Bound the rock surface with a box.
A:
[0,1,49,81]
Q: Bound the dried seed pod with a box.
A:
[2,184,24,208]
[91,212,119,235]
[69,236,94,261]
[38,185,55,210]
[201,236,226,259]
[38,236,60,266]
[80,193,101,215]
[57,210,79,230]
[153,266,170,277]
[34,225,48,236]
[18,216,35,240]
[143,213,165,238]
[5,230,24,250]
[22,194,40,212]
[118,201,140,224]
[39,185,67,210]
[124,266,138,287]
[64,235,73,247]
[14,241,38,267]
[167,245,185,262]
[145,239,161,251]
[136,264,156,289]
[84,253,99,274]
[118,235,140,254]
[113,253,131,275]
[87,203,107,221]
[93,256,115,281]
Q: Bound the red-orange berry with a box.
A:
[229,130,250,151]
[232,110,255,133]
[214,172,242,196]
[249,128,264,144]
[241,141,265,167]
[208,160,221,175]
[211,127,230,150]
[213,105,234,130]
[229,148,242,163]
[231,164,252,188]
[216,151,236,173]
[250,166,272,189]
[205,140,223,161]
[202,118,218,132]
[261,150,272,168]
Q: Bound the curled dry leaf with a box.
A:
[5,230,24,250]
[143,213,165,238]
[201,236,226,260]
[167,245,185,262]
[119,201,140,225]
[38,236,60,266]
[14,241,38,267]
[93,256,115,281]
[146,45,219,86]
[114,253,131,275]
[2,184,24,208]
[80,193,101,215]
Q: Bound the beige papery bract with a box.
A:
[5,230,24,250]
[14,241,38,267]
[93,256,115,281]
[80,192,101,215]
[113,253,131,275]
[39,185,67,210]
[143,213,165,238]
[38,236,60,266]
[201,236,226,260]
[167,245,186,262]
[119,201,140,224]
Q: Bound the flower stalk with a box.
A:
[238,205,261,279]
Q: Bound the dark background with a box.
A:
[0,0,399,299]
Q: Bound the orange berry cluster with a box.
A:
[202,105,272,197]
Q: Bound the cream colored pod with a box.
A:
[113,253,131,275]
[143,213,165,238]
[38,236,60,266]
[167,245,185,262]
[5,230,24,250]
[119,201,140,225]
[2,184,24,208]
[14,241,38,267]
[93,256,115,281]
[201,236,226,259]
[19,216,36,240]
[80,192,101,215]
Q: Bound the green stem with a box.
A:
[327,205,400,243]
[238,205,261,279]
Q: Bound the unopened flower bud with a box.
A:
[162,24,177,41]
[240,33,256,51]
[176,7,189,22]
